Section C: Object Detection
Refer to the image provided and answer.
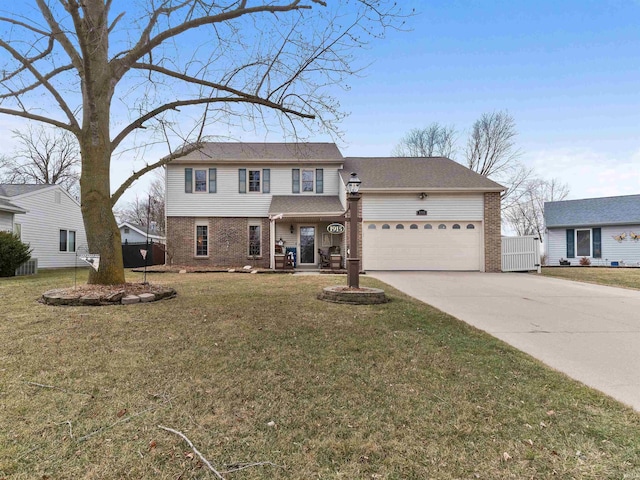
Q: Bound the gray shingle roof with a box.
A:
[545,195,640,228]
[341,157,505,191]
[0,197,27,214]
[171,142,343,163]
[269,196,344,216]
[0,184,52,197]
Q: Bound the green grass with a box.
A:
[2,269,640,479]
[542,266,640,290]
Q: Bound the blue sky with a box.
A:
[330,0,640,199]
[1,1,639,204]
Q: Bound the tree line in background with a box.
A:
[393,111,569,237]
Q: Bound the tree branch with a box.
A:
[111,94,314,151]
[0,108,76,133]
[35,0,83,70]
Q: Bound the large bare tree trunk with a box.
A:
[78,2,124,285]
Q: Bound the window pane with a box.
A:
[424,224,432,229]
[195,170,207,192]
[249,170,260,192]
[69,231,76,252]
[577,230,591,256]
[438,224,446,229]
[196,225,208,256]
[302,169,314,192]
[382,224,390,230]
[396,224,404,229]
[249,225,261,256]
[466,224,475,229]
[59,230,67,252]
[410,224,418,229]
[262,169,270,193]
[453,224,461,229]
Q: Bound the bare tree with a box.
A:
[464,110,532,207]
[505,178,569,238]
[116,172,165,235]
[0,1,404,284]
[392,123,456,158]
[0,126,80,195]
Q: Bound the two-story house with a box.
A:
[165,142,504,272]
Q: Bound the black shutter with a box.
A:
[239,169,246,193]
[316,168,324,194]
[292,168,300,193]
[263,169,270,193]
[209,168,217,193]
[592,228,602,258]
[566,229,575,258]
[185,168,193,193]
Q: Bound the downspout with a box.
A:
[269,213,283,269]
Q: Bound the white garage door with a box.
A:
[362,221,482,271]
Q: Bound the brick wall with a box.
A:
[483,192,502,272]
[166,216,270,268]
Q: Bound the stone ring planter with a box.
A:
[41,285,176,306]
[318,286,388,305]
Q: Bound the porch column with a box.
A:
[269,217,276,269]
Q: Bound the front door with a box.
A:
[299,226,316,264]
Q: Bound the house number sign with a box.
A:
[327,223,345,234]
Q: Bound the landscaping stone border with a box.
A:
[41,286,177,306]
[317,286,388,305]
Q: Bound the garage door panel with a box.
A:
[363,222,481,271]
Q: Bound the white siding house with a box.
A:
[118,221,165,244]
[0,184,87,269]
[545,195,640,267]
[165,143,505,272]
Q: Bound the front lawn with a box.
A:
[1,269,640,479]
[542,266,640,290]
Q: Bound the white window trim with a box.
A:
[575,228,592,257]
[195,220,209,257]
[301,169,314,192]
[248,169,261,193]
[194,168,208,193]
[59,229,76,253]
[248,220,262,258]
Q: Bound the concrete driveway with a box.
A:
[369,271,640,411]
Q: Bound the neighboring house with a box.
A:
[0,184,88,268]
[165,143,504,272]
[0,197,27,233]
[544,194,640,266]
[118,221,166,244]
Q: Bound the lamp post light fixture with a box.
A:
[346,172,361,288]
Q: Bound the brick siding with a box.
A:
[483,192,502,272]
[166,216,270,268]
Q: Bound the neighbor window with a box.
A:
[196,224,208,256]
[382,224,390,230]
[453,224,461,230]
[124,227,130,234]
[576,229,591,257]
[195,169,207,192]
[424,224,433,229]
[410,224,418,229]
[466,224,475,229]
[14,223,21,239]
[438,224,447,229]
[396,224,404,229]
[59,229,76,252]
[249,224,261,256]
[292,169,300,193]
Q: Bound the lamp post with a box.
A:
[346,172,361,288]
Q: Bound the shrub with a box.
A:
[0,231,32,277]
[579,256,591,266]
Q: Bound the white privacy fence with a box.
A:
[502,236,541,273]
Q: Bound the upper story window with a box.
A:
[240,169,270,193]
[124,227,130,234]
[185,168,216,193]
[292,168,323,193]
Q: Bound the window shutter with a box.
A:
[292,168,300,193]
[566,229,575,258]
[592,227,602,258]
[316,168,324,194]
[185,168,193,193]
[209,168,217,193]
[263,169,270,193]
[239,169,246,193]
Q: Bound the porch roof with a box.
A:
[268,195,345,217]
[0,197,27,214]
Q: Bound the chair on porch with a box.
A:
[318,249,330,268]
